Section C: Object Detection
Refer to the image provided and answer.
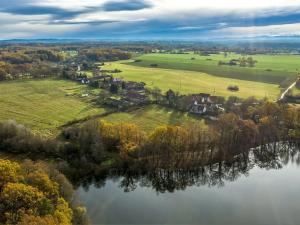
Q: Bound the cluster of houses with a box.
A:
[101,76,149,109]
[72,61,225,116]
[75,72,225,115]
[65,58,101,74]
[179,93,224,116]
[76,73,149,109]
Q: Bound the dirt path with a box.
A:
[278,81,297,101]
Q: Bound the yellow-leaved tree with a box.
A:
[0,159,73,225]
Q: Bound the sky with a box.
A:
[1,0,300,40]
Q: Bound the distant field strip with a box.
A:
[0,79,105,136]
[127,53,299,84]
[103,61,280,99]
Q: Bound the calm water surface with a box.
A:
[77,148,300,225]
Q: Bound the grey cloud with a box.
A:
[102,0,152,11]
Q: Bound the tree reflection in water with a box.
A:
[66,142,300,193]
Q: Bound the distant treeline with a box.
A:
[0,47,131,81]
[218,57,257,67]
[79,49,131,62]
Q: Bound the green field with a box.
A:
[127,53,299,84]
[0,79,206,135]
[1,53,297,135]
[0,79,106,136]
[101,105,204,132]
[103,61,280,99]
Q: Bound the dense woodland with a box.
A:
[0,47,131,81]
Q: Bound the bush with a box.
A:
[227,85,239,92]
[150,64,158,67]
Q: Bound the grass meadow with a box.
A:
[0,79,205,135]
[0,79,106,136]
[103,61,280,99]
[2,53,298,135]
[127,53,299,85]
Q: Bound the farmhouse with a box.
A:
[181,93,215,106]
[181,93,224,116]
[190,101,207,114]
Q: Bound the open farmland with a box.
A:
[127,53,299,85]
[103,61,280,99]
[0,79,206,135]
[0,79,106,136]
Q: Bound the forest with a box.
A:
[0,46,131,81]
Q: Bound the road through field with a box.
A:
[279,81,297,101]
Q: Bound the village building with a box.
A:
[180,93,224,116]
[190,101,207,114]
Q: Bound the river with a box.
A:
[76,144,300,225]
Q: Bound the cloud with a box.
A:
[1,0,300,39]
[1,6,82,19]
[0,12,50,25]
[215,23,300,38]
[33,0,105,11]
[102,0,152,11]
[0,0,34,8]
[0,12,83,39]
[175,26,204,31]
[0,21,83,39]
